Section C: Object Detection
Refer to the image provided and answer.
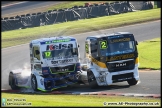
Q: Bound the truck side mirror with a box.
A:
[78,44,80,47]
[136,41,138,45]
[35,50,40,55]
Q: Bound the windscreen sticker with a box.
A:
[46,43,73,50]
[99,40,108,49]
[110,38,130,43]
[44,51,52,58]
[40,39,76,45]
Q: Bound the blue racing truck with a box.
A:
[9,36,81,91]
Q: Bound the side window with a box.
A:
[33,46,40,60]
[129,41,133,49]
[69,48,78,56]
[72,42,79,56]
[90,40,98,57]
[90,44,97,53]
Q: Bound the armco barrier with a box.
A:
[1,1,154,32]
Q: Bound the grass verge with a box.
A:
[2,8,160,48]
[138,38,160,70]
[1,93,161,107]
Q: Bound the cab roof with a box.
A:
[30,36,76,44]
[86,32,133,38]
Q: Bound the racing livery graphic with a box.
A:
[9,36,81,91]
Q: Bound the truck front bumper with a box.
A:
[35,72,79,91]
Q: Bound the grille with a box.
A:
[50,64,75,73]
[112,72,134,82]
[107,60,135,72]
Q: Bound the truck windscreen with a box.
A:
[100,34,135,56]
[42,48,78,59]
[41,42,78,59]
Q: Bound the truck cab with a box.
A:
[85,32,140,88]
[30,36,81,91]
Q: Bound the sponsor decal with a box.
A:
[110,38,130,43]
[51,59,73,64]
[45,39,71,44]
[53,56,74,59]
[46,43,73,50]
[116,63,126,67]
[46,56,74,60]
[54,56,63,59]
[117,77,132,81]
[107,54,135,61]
[57,68,69,72]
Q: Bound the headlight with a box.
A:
[99,71,105,75]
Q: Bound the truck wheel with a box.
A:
[9,72,19,90]
[31,75,38,91]
[127,78,138,85]
[87,71,98,89]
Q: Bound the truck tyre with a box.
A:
[31,74,38,91]
[127,78,138,85]
[87,71,98,89]
[9,72,19,90]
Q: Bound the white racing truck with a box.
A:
[9,36,82,91]
[84,32,140,88]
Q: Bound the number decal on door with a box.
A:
[100,40,108,49]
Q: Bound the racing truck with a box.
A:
[84,32,140,88]
[9,36,81,91]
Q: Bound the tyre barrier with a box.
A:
[2,1,154,32]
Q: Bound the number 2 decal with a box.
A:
[100,40,108,49]
[44,51,52,58]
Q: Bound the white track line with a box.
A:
[1,1,28,8]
